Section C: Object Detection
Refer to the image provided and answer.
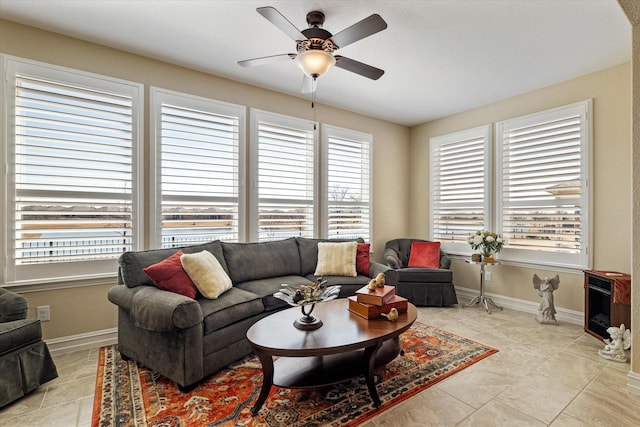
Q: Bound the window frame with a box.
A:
[149,87,246,248]
[496,100,592,270]
[320,124,373,242]
[429,124,492,255]
[1,54,143,286]
[249,109,318,242]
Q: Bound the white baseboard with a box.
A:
[46,327,117,355]
[455,286,584,325]
[628,370,640,396]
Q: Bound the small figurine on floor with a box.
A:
[598,324,631,363]
[532,274,559,325]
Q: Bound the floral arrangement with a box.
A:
[468,230,505,256]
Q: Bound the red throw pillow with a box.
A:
[407,241,441,268]
[356,243,370,276]
[143,250,198,299]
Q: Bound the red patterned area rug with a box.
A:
[92,322,497,427]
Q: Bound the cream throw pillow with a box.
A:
[314,241,358,277]
[180,250,232,299]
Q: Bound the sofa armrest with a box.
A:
[369,261,399,286]
[0,288,28,322]
[383,248,402,269]
[108,285,203,332]
[440,252,452,269]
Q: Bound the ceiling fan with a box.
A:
[238,6,387,92]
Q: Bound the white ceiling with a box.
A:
[0,0,631,126]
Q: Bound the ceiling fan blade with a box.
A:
[334,55,384,80]
[330,14,387,49]
[301,75,314,93]
[238,53,296,67]
[257,6,307,41]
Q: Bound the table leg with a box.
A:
[363,342,382,408]
[251,350,274,416]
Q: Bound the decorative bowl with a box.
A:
[273,280,341,330]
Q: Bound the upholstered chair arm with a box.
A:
[108,285,203,332]
[0,287,29,322]
[440,251,452,269]
[369,261,399,286]
[384,247,402,269]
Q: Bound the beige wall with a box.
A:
[409,63,632,313]
[618,0,639,387]
[0,20,410,339]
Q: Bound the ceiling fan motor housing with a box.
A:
[298,11,337,53]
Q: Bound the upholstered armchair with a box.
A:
[0,288,58,408]
[384,238,458,307]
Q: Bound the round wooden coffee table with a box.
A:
[246,298,417,415]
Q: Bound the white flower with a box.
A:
[485,236,495,243]
[473,235,483,245]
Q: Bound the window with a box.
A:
[321,125,372,242]
[430,125,492,254]
[2,56,142,284]
[497,100,592,269]
[151,89,245,247]
[250,110,316,242]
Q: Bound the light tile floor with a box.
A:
[2,299,639,426]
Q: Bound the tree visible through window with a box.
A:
[323,125,371,242]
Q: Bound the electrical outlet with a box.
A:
[36,305,50,322]
[485,271,492,281]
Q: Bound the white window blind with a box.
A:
[497,101,591,268]
[152,89,244,247]
[430,125,491,254]
[2,56,142,283]
[251,110,316,242]
[322,125,371,241]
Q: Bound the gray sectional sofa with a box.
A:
[107,237,397,390]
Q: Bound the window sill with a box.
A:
[2,274,117,293]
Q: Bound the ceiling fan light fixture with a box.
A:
[295,50,336,78]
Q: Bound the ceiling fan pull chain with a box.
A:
[312,77,317,130]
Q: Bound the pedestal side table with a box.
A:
[464,260,503,314]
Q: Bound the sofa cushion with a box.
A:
[222,238,301,284]
[119,240,227,288]
[397,268,453,283]
[235,275,313,312]
[314,241,357,277]
[200,288,264,335]
[181,251,232,299]
[0,319,42,356]
[296,237,364,276]
[408,241,441,268]
[143,251,198,299]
